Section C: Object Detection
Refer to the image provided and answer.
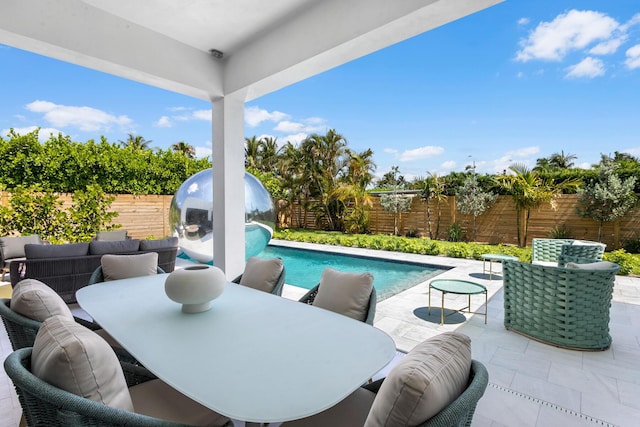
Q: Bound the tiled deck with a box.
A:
[2,240,639,426]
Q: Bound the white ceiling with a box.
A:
[0,0,503,102]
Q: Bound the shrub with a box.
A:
[445,243,470,258]
[446,222,465,242]
[623,237,640,254]
[548,224,573,239]
[604,249,637,276]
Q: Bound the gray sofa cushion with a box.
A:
[95,230,128,241]
[1,235,41,260]
[90,239,140,255]
[139,237,178,251]
[25,242,89,259]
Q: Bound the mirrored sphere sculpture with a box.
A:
[169,169,275,263]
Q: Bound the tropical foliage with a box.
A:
[495,163,579,246]
[456,170,497,242]
[415,172,447,239]
[0,129,210,194]
[0,184,119,243]
[245,130,375,233]
[379,194,412,236]
[576,157,638,241]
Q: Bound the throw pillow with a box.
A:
[31,315,134,411]
[139,237,179,251]
[89,239,140,255]
[239,256,284,293]
[312,268,373,322]
[565,261,618,270]
[0,235,41,259]
[366,332,472,426]
[101,252,159,281]
[10,278,73,321]
[95,230,128,241]
[25,242,89,259]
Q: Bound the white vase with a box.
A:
[164,265,226,313]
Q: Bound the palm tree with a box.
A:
[549,150,577,169]
[244,136,261,169]
[332,148,376,233]
[418,172,447,239]
[170,141,195,159]
[259,136,280,173]
[495,163,579,246]
[119,133,152,150]
[303,129,348,231]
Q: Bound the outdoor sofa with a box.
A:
[531,238,605,266]
[9,237,178,303]
[0,234,42,279]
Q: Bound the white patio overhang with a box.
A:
[0,0,503,278]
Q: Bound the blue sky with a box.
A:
[1,0,639,181]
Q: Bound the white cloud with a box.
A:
[155,116,172,127]
[192,109,211,121]
[622,146,640,156]
[517,17,530,26]
[398,146,444,162]
[487,147,540,173]
[577,162,592,169]
[516,10,619,62]
[283,133,308,145]
[195,141,212,159]
[245,106,289,127]
[25,100,132,132]
[565,57,606,78]
[621,13,640,32]
[2,126,66,142]
[625,44,640,69]
[274,119,326,134]
[275,121,305,133]
[384,148,398,155]
[508,146,540,158]
[589,37,626,55]
[440,160,456,170]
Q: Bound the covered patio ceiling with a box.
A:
[0,0,503,276]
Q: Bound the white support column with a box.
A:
[212,94,246,279]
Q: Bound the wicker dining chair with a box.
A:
[299,268,376,325]
[283,333,488,427]
[4,315,232,427]
[232,256,286,296]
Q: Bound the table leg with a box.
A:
[489,260,493,280]
[484,290,488,324]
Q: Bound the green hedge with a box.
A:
[273,229,640,276]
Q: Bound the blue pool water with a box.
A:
[256,245,447,300]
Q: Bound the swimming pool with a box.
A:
[256,245,447,300]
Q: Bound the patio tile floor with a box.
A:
[1,240,639,426]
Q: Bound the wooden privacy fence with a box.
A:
[0,192,174,240]
[281,194,640,249]
[3,192,639,249]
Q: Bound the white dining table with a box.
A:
[75,274,396,423]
